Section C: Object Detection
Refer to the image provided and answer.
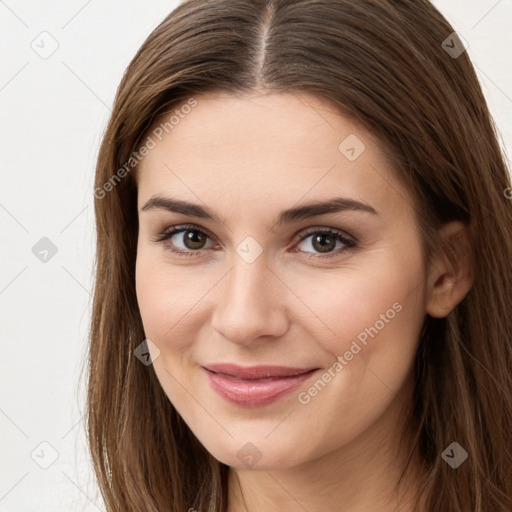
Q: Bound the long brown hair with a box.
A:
[85,1,512,510]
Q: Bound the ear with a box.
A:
[425,220,474,318]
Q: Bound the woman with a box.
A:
[86,1,512,510]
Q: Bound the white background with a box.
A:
[1,1,511,510]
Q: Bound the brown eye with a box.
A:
[153,225,215,255]
[310,233,337,253]
[295,228,356,257]
[182,229,208,250]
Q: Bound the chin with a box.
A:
[197,431,309,470]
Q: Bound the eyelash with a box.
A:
[152,223,358,259]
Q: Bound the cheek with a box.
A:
[289,244,426,365]
[135,247,181,343]
[135,255,199,407]
[286,256,426,451]
[135,250,215,353]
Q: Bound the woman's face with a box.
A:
[135,91,429,469]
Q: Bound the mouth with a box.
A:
[202,363,319,407]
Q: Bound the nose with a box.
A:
[210,254,289,346]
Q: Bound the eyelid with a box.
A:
[153,223,356,243]
[151,223,219,247]
[153,223,357,257]
[292,225,358,245]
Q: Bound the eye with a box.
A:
[152,224,216,256]
[152,224,357,259]
[292,227,357,259]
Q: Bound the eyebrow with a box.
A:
[140,195,378,226]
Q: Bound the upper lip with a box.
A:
[203,363,318,380]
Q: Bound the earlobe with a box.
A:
[425,220,474,319]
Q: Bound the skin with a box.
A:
[135,91,474,511]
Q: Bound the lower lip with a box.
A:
[203,368,318,407]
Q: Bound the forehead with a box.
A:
[136,92,409,221]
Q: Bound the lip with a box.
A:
[202,363,319,407]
